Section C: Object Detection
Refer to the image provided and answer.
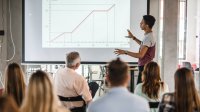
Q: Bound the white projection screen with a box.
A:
[23,0,148,64]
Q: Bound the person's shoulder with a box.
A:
[147,32,154,36]
[160,82,169,91]
[136,83,143,87]
[144,32,153,37]
[125,92,148,104]
[55,68,66,78]
[74,72,85,79]
[128,93,149,111]
[92,94,108,103]
[134,83,143,92]
[142,32,155,47]
[162,82,169,88]
[56,67,67,74]
[73,72,87,83]
[88,95,108,111]
[145,32,154,39]
[131,93,147,102]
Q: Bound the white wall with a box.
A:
[0,0,23,82]
[0,0,8,86]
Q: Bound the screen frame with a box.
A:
[22,0,150,64]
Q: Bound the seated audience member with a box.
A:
[134,61,169,112]
[0,95,19,112]
[4,62,26,106]
[159,68,200,112]
[20,70,69,112]
[54,51,98,111]
[87,58,150,112]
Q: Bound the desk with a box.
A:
[129,66,138,93]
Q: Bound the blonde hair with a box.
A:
[4,62,26,106]
[20,70,69,112]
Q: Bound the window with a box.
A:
[178,0,187,59]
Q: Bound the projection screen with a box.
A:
[23,0,147,64]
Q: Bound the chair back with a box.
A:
[149,102,159,108]
[58,95,86,112]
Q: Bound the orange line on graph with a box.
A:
[50,4,115,42]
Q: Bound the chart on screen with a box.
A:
[42,0,130,48]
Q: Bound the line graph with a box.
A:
[50,4,115,42]
[42,0,130,48]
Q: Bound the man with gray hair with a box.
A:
[54,51,98,112]
[66,51,81,69]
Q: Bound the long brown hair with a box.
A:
[21,70,69,112]
[142,61,161,99]
[174,67,200,112]
[4,62,26,106]
[0,95,19,112]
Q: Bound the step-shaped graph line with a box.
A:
[49,4,116,42]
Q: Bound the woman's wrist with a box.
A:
[132,36,136,40]
[124,50,128,55]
